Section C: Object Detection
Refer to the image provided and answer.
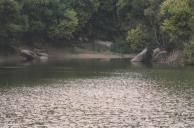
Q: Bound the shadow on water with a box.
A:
[0,58,194,89]
[0,59,131,87]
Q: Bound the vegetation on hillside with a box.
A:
[0,0,193,60]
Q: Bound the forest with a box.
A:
[0,0,193,62]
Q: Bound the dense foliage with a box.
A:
[0,0,193,55]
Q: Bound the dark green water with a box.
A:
[0,59,194,127]
[0,59,132,87]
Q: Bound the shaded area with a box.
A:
[0,59,130,87]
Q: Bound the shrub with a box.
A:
[127,25,150,52]
[184,38,194,64]
[111,38,130,53]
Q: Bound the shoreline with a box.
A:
[49,53,134,60]
[0,52,134,65]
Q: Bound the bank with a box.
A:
[0,41,134,64]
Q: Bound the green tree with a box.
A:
[184,37,194,64]
[48,9,78,39]
[160,0,193,46]
[0,0,23,44]
[85,0,119,39]
[127,25,150,52]
[71,0,100,35]
[22,0,79,40]
[117,0,147,31]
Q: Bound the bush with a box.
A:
[111,38,130,53]
[127,25,150,52]
[184,38,194,64]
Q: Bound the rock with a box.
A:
[131,48,148,62]
[20,49,49,61]
[78,37,89,42]
[36,52,49,61]
[39,54,48,60]
[36,52,48,57]
[39,56,48,62]
[153,48,161,57]
[20,49,36,61]
[152,49,168,62]
[94,40,113,49]
[152,48,184,66]
[34,49,48,59]
[132,47,184,66]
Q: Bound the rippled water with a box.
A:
[0,59,194,128]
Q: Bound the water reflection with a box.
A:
[0,59,194,127]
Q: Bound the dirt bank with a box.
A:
[0,50,134,65]
[49,53,134,60]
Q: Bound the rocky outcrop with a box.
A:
[20,49,48,61]
[152,48,168,62]
[131,48,148,62]
[152,48,161,58]
[20,49,36,61]
[152,48,184,66]
[132,48,184,66]
[94,40,113,49]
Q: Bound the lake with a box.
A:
[0,59,194,128]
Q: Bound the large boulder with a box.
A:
[36,52,48,57]
[132,47,184,66]
[152,48,168,62]
[34,49,48,60]
[37,52,48,61]
[20,49,49,61]
[131,48,148,62]
[152,48,184,66]
[152,48,161,57]
[20,49,36,61]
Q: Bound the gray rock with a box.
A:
[34,49,48,60]
[131,48,148,62]
[153,48,161,57]
[36,52,48,57]
[36,52,49,61]
[132,47,184,66]
[152,49,184,66]
[20,49,49,61]
[152,50,168,62]
[39,56,48,62]
[20,49,36,61]
[94,40,113,49]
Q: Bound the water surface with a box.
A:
[0,59,194,128]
